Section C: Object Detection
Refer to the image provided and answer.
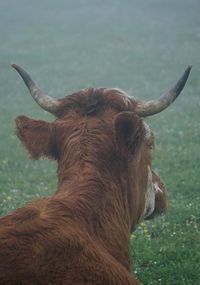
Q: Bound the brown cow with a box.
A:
[0,65,191,284]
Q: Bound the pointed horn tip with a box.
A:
[11,63,20,70]
[182,65,192,82]
[187,65,192,72]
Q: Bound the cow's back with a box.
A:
[0,197,139,285]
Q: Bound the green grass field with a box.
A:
[0,0,199,284]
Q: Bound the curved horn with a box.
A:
[135,66,192,117]
[12,64,61,114]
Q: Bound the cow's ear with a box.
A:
[15,116,56,159]
[114,111,144,157]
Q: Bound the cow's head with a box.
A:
[12,64,191,231]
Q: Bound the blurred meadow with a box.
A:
[0,0,199,284]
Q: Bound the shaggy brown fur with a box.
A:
[0,88,167,284]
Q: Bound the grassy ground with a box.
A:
[0,0,200,284]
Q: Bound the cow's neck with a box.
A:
[55,164,133,270]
